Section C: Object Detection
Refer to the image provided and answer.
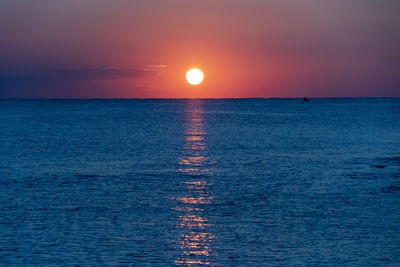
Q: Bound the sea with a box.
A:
[0,98,399,266]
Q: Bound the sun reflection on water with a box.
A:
[173,100,215,266]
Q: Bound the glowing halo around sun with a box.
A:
[186,68,204,85]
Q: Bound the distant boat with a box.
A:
[302,97,310,102]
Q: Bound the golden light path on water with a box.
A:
[173,100,215,266]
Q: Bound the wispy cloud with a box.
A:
[0,66,166,83]
[0,66,167,98]
[141,65,167,72]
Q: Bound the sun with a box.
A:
[186,68,204,85]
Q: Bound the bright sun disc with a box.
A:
[186,68,204,85]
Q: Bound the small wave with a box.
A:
[381,185,400,193]
[74,174,101,178]
[377,156,400,165]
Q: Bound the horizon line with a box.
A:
[0,96,399,100]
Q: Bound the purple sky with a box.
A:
[0,0,399,98]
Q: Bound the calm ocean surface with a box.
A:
[0,98,399,266]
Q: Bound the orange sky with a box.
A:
[0,0,399,98]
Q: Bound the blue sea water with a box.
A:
[0,98,399,266]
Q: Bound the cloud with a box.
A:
[0,66,167,98]
[142,64,167,71]
[0,66,163,82]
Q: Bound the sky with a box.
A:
[0,0,399,98]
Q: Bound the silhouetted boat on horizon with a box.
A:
[302,97,310,102]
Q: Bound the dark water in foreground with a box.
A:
[0,98,399,266]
